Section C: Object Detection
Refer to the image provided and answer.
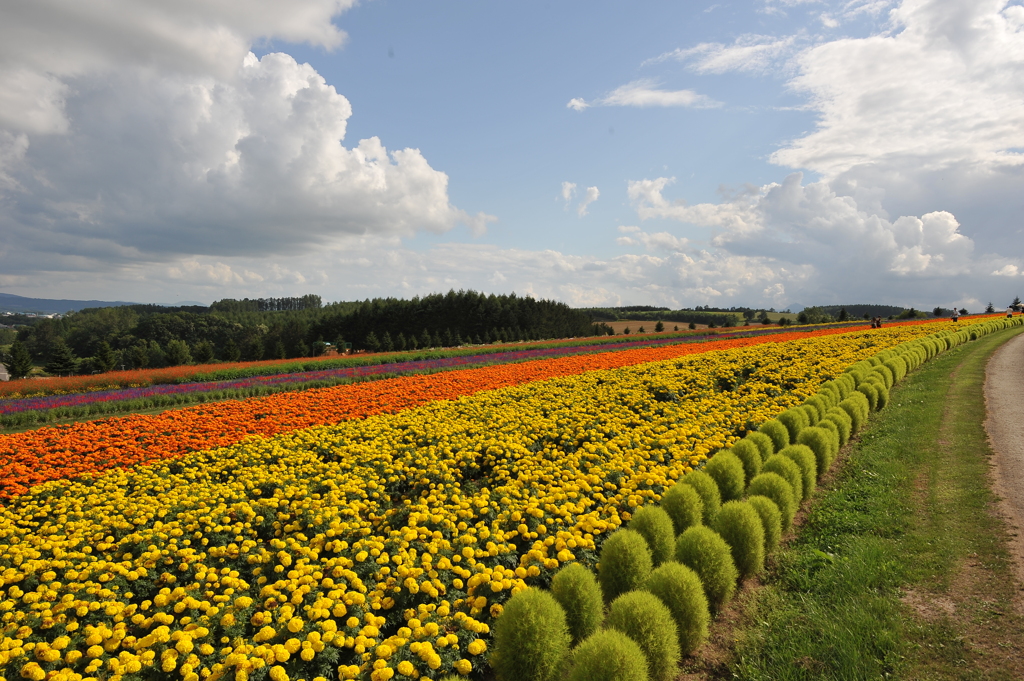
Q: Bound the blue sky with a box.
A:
[2,0,1023,310]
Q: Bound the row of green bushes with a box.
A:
[458,316,1024,681]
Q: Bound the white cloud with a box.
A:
[561,181,577,203]
[0,0,492,280]
[626,171,1023,307]
[568,79,720,111]
[772,0,1024,179]
[651,35,798,74]
[578,186,600,216]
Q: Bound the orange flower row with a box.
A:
[0,325,929,501]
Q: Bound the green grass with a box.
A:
[729,326,1024,681]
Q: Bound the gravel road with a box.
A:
[984,329,1024,595]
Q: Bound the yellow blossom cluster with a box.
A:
[0,325,948,681]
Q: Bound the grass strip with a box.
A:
[729,325,1024,680]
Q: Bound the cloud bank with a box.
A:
[0,0,491,280]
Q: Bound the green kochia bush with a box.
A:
[759,419,789,453]
[805,394,830,420]
[746,472,796,531]
[778,445,817,500]
[804,421,839,469]
[872,364,894,389]
[491,588,572,681]
[712,500,765,579]
[645,562,710,656]
[629,506,676,566]
[675,526,738,611]
[746,495,782,553]
[567,629,650,681]
[550,563,604,646]
[763,454,804,503]
[659,483,704,535]
[822,407,852,446]
[703,451,746,502]
[776,409,809,443]
[839,393,869,433]
[745,431,775,463]
[681,470,721,524]
[798,404,819,426]
[599,529,654,603]
[834,373,856,399]
[864,375,890,409]
[857,381,880,410]
[729,439,762,485]
[606,591,681,681]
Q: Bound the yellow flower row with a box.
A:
[0,324,948,681]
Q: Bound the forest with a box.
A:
[3,291,597,375]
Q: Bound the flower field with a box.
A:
[0,326,880,502]
[1,319,999,681]
[0,324,856,417]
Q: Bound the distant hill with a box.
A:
[0,292,139,314]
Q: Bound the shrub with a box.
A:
[745,431,775,463]
[865,376,890,409]
[491,587,572,681]
[778,445,817,500]
[675,526,738,611]
[857,382,880,411]
[645,562,710,656]
[629,506,676,566]
[822,407,852,445]
[805,394,829,420]
[550,563,604,646]
[746,495,782,553]
[659,483,704,535]
[873,364,894,389]
[795,427,834,478]
[798,404,820,426]
[703,451,746,502]
[776,409,809,442]
[759,419,789,453]
[746,472,796,531]
[834,373,856,398]
[763,454,804,503]
[712,501,765,579]
[884,356,907,381]
[729,439,762,485]
[812,419,841,458]
[599,529,654,603]
[681,470,721,524]
[606,591,681,681]
[839,395,868,433]
[567,629,649,681]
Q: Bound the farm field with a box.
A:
[0,317,1018,681]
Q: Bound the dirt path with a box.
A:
[983,329,1024,598]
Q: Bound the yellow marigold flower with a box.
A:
[467,639,487,656]
[454,659,472,675]
[269,665,289,681]
[396,660,415,676]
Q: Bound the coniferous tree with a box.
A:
[273,340,287,360]
[655,321,665,332]
[3,340,34,379]
[395,332,407,352]
[420,328,433,349]
[381,332,394,353]
[838,308,848,321]
[165,339,192,366]
[365,331,382,352]
[986,302,995,313]
[222,338,241,362]
[45,339,79,376]
[93,341,117,373]
[244,338,265,361]
[193,341,216,364]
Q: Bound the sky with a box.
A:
[2,0,1024,310]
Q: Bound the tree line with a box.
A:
[1,290,597,378]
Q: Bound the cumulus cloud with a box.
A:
[626,171,1021,307]
[0,0,492,281]
[773,0,1024,179]
[577,186,600,216]
[568,79,720,111]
